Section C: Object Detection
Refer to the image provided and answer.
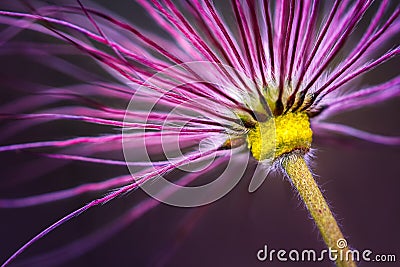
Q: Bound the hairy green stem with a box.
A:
[281,154,356,267]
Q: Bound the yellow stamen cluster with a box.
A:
[247,112,312,161]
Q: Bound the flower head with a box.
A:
[0,0,399,266]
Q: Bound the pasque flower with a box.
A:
[0,0,399,266]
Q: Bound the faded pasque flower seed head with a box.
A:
[0,0,399,266]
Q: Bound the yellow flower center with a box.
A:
[247,112,312,161]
